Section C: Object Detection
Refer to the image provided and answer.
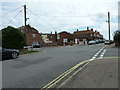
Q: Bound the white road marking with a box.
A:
[90,47,105,61]
[98,49,106,59]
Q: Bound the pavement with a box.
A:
[57,45,119,88]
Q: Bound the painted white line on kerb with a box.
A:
[99,49,106,59]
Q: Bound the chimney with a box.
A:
[76,29,79,32]
[97,32,100,34]
[55,31,57,35]
[51,31,52,34]
[95,30,97,32]
[87,27,89,30]
[91,28,93,31]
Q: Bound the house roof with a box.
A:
[18,25,39,33]
[74,30,102,36]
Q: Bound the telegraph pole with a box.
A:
[24,5,27,26]
[107,12,111,41]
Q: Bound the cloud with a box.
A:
[0,0,119,40]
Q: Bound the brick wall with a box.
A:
[19,25,43,46]
[57,31,76,45]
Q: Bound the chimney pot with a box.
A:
[91,28,93,31]
[87,27,89,30]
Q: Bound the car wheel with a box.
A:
[11,52,18,59]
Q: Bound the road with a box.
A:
[61,44,119,88]
[2,44,105,88]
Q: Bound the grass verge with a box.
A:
[20,50,41,55]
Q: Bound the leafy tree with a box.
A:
[1,26,26,49]
[114,30,120,46]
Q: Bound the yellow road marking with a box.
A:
[47,60,90,89]
[102,57,120,59]
[57,57,119,88]
[41,60,90,89]
[57,62,89,88]
[41,56,119,89]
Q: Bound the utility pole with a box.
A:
[24,5,27,26]
[107,12,111,41]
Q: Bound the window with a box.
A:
[32,34,36,38]
[57,34,60,39]
[63,38,68,43]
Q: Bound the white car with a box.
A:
[88,40,95,45]
[104,40,111,45]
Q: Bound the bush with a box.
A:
[1,26,26,49]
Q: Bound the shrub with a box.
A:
[1,26,26,49]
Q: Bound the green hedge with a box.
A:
[1,26,26,49]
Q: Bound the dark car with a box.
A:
[0,47,19,60]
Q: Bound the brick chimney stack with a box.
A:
[87,27,89,30]
[55,31,57,35]
[91,28,93,31]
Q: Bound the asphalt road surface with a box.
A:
[61,44,119,88]
[2,44,105,88]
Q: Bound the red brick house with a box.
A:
[57,31,78,45]
[18,25,43,46]
[73,27,103,42]
[41,32,57,44]
[41,32,57,46]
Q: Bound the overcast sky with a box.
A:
[1,0,119,40]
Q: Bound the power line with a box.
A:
[32,15,97,18]
[27,8,57,31]
[3,6,22,16]
[4,9,23,28]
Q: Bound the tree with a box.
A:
[1,26,26,49]
[114,30,120,46]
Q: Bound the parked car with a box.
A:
[104,40,112,45]
[94,40,99,44]
[110,40,114,44]
[0,47,19,60]
[32,42,40,48]
[88,40,96,45]
[99,40,105,43]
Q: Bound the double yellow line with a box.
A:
[41,56,119,89]
[41,60,90,89]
